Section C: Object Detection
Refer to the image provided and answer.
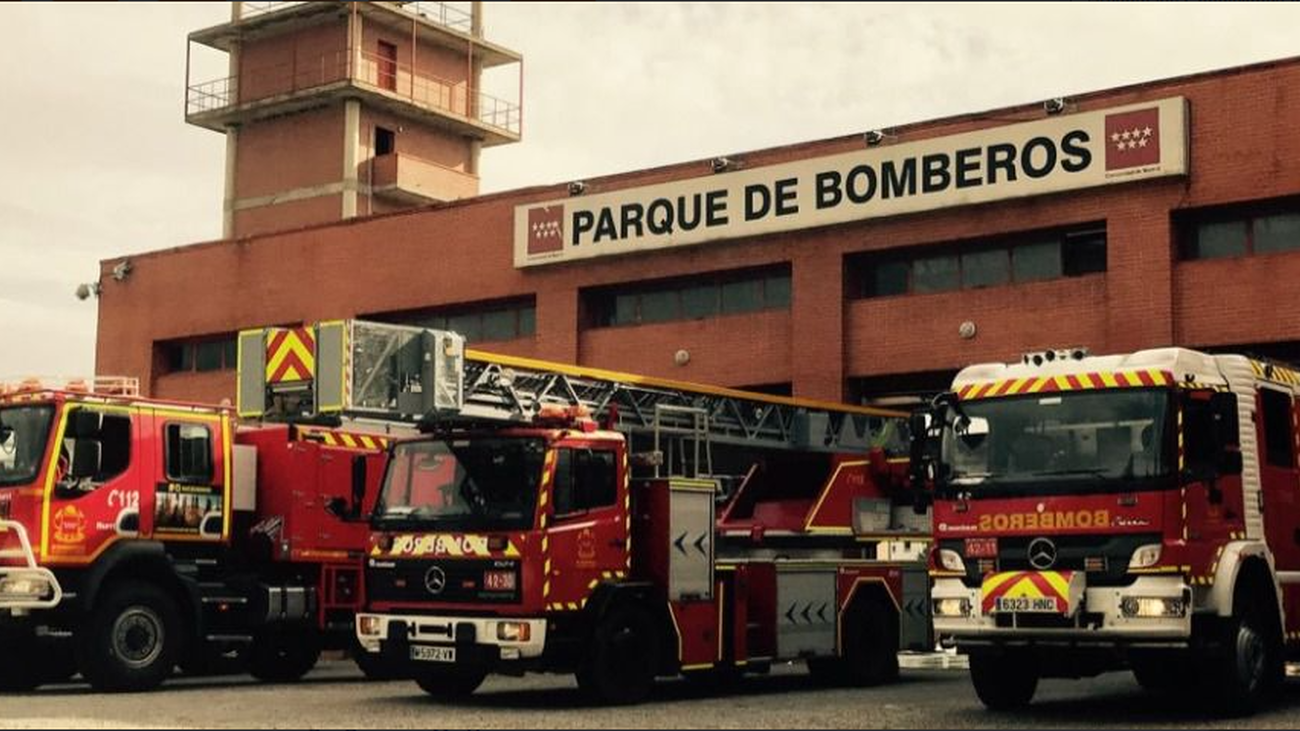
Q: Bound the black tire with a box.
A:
[969,652,1038,711]
[576,604,659,705]
[77,581,184,693]
[414,667,487,699]
[354,649,403,681]
[842,600,900,687]
[1200,597,1280,716]
[248,626,321,683]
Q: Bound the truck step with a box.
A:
[200,596,250,605]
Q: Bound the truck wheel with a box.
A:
[1201,598,1279,716]
[354,648,403,681]
[248,627,321,682]
[969,652,1038,710]
[841,600,900,687]
[78,581,183,692]
[415,667,487,699]
[576,604,658,705]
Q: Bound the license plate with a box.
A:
[410,645,456,663]
[994,596,1062,613]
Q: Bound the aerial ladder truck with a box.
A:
[294,320,936,704]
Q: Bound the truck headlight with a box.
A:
[933,598,973,617]
[0,576,51,599]
[938,549,966,573]
[496,621,531,642]
[357,615,384,638]
[1120,597,1186,618]
[1128,544,1162,570]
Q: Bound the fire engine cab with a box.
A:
[922,347,1300,714]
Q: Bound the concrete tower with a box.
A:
[185,2,522,238]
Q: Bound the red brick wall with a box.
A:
[234,107,343,199]
[99,58,1300,406]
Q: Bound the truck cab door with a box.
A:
[43,405,144,562]
[545,444,628,609]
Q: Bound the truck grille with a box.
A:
[366,558,521,605]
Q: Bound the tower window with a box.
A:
[375,127,395,156]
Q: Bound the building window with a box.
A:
[161,335,238,375]
[847,223,1106,299]
[375,127,395,156]
[371,299,536,344]
[584,266,791,329]
[1180,201,1300,260]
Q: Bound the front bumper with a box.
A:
[0,521,62,613]
[932,575,1192,645]
[356,612,548,666]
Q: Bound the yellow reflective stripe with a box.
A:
[1041,572,1071,597]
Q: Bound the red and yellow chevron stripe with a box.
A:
[981,570,1076,613]
[266,327,316,384]
[957,370,1173,400]
[298,427,389,451]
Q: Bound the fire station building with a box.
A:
[95,3,1300,407]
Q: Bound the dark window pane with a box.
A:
[195,341,224,372]
[165,423,213,483]
[721,279,763,314]
[164,344,187,373]
[764,275,791,309]
[681,285,719,319]
[614,294,638,326]
[1191,220,1247,259]
[481,309,517,341]
[1262,388,1295,468]
[912,255,959,293]
[221,338,237,369]
[867,260,909,297]
[447,314,482,342]
[1254,213,1300,254]
[1064,231,1107,275]
[518,307,536,336]
[179,344,195,372]
[1012,241,1062,282]
[639,290,679,323]
[961,249,1009,289]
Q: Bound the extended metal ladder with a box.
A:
[237,320,907,460]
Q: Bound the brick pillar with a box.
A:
[535,284,579,364]
[791,250,845,401]
[1103,187,1182,352]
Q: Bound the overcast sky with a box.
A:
[1,2,1297,377]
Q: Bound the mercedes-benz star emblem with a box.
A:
[1027,538,1058,570]
[424,566,447,595]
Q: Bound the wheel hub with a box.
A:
[112,606,165,670]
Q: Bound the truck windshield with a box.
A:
[941,389,1171,496]
[0,405,54,487]
[375,437,545,531]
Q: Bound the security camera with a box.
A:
[112,260,133,282]
[74,283,101,301]
[1043,97,1066,115]
[568,180,587,196]
[864,130,885,146]
[711,156,735,173]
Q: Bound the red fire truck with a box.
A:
[920,347,1300,714]
[0,324,408,693]
[326,320,932,704]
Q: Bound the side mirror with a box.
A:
[68,410,104,440]
[70,441,101,480]
[1217,450,1243,476]
[326,497,349,519]
[351,454,368,518]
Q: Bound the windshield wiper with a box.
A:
[1034,468,1109,478]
